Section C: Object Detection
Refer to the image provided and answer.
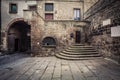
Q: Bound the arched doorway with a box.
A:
[7,20,31,52]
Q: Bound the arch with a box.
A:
[7,18,31,52]
[6,18,28,32]
[42,36,57,47]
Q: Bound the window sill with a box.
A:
[45,11,54,12]
[9,12,17,14]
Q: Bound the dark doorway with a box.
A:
[8,21,31,53]
[14,38,19,51]
[75,31,81,43]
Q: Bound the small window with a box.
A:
[45,13,53,20]
[42,37,56,46]
[74,9,80,21]
[29,5,37,11]
[45,3,53,11]
[9,3,17,13]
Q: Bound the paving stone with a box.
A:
[0,55,120,80]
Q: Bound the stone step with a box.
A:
[68,47,94,50]
[55,54,102,60]
[62,51,98,55]
[65,49,96,51]
[59,52,101,58]
[65,49,97,52]
[72,44,85,46]
[68,47,94,49]
[70,46,93,48]
[55,44,102,60]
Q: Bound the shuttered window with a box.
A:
[45,13,53,20]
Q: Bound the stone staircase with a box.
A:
[55,44,102,60]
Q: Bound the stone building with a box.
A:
[1,0,37,53]
[0,0,120,63]
[84,0,120,62]
[29,0,89,56]
[1,0,97,55]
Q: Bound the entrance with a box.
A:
[14,38,19,51]
[8,20,31,52]
[75,31,81,43]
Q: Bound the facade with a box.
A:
[24,0,87,56]
[1,0,120,63]
[1,0,36,52]
[1,0,97,56]
[84,0,120,62]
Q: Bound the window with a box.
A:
[42,37,56,46]
[45,13,53,20]
[9,3,17,13]
[74,9,80,21]
[45,3,53,11]
[29,5,37,11]
[45,3,54,20]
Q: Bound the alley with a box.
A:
[0,54,120,80]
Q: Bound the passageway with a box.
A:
[7,21,31,53]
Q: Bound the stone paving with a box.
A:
[0,54,120,80]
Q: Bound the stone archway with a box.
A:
[7,20,31,52]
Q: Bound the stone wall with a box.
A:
[84,0,98,13]
[84,0,120,63]
[37,0,84,20]
[1,0,97,56]
[29,12,85,56]
[1,0,36,51]
[25,0,87,56]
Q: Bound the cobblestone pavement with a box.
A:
[0,54,120,80]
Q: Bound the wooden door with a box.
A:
[75,31,81,43]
